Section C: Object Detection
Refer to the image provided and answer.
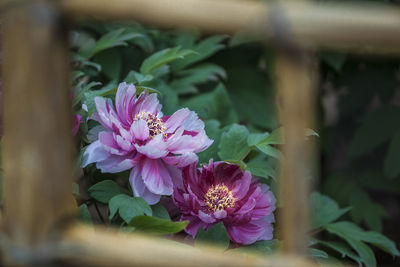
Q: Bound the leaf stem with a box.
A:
[308,228,323,236]
[94,202,105,224]
[240,148,252,161]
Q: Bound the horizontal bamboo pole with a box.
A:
[59,224,317,267]
[60,0,400,52]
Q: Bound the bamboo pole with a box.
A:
[1,1,75,264]
[59,224,317,267]
[60,0,400,52]
[276,50,317,254]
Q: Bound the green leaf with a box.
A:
[140,46,195,75]
[73,54,102,72]
[322,172,388,232]
[247,132,270,147]
[71,71,85,84]
[124,70,153,85]
[310,192,351,230]
[314,256,345,267]
[90,28,143,57]
[171,35,227,71]
[320,52,347,72]
[259,128,284,145]
[256,144,282,160]
[72,31,96,59]
[231,240,279,255]
[83,81,117,115]
[384,128,400,178]
[109,194,152,224]
[306,128,320,137]
[151,203,171,220]
[346,239,376,267]
[225,160,247,170]
[348,106,400,160]
[317,240,362,265]
[225,66,277,129]
[218,124,249,161]
[73,81,102,107]
[348,188,387,232]
[88,180,130,204]
[249,128,317,147]
[309,248,329,259]
[78,204,92,224]
[128,216,188,235]
[229,31,263,47]
[359,231,400,257]
[181,83,238,126]
[170,63,226,95]
[246,156,276,181]
[325,222,380,267]
[93,49,122,80]
[135,86,161,96]
[198,120,222,163]
[195,222,230,249]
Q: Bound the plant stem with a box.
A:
[94,202,105,224]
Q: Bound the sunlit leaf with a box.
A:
[140,46,195,75]
[109,195,152,224]
[129,216,188,235]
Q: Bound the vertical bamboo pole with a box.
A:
[2,1,74,264]
[276,49,316,254]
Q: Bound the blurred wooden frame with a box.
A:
[1,0,400,266]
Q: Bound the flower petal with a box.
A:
[166,128,212,154]
[129,168,161,205]
[94,97,118,130]
[181,111,205,131]
[182,215,208,237]
[134,92,162,115]
[82,140,110,167]
[164,108,190,133]
[214,210,227,219]
[96,154,136,173]
[135,134,168,159]
[130,119,149,141]
[198,210,216,224]
[162,152,198,168]
[99,131,126,155]
[231,170,252,200]
[115,82,137,125]
[115,134,134,152]
[225,221,269,245]
[87,125,107,142]
[141,158,173,195]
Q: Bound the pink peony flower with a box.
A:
[173,160,276,245]
[82,82,212,204]
[73,114,83,136]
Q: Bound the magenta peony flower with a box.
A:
[82,82,212,204]
[173,160,276,245]
[73,114,83,136]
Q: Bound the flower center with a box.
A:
[204,184,237,212]
[134,111,167,139]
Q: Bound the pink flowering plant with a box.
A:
[82,82,212,204]
[174,160,276,245]
[71,21,399,265]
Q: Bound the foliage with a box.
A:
[70,20,399,267]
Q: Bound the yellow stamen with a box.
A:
[205,184,237,212]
